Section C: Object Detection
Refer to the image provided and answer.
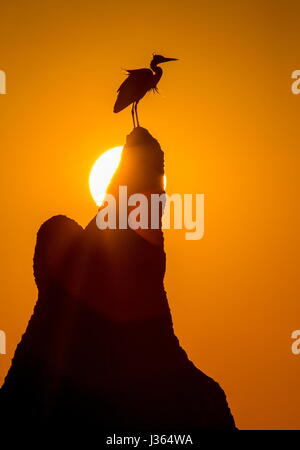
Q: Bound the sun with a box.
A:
[89,146,123,206]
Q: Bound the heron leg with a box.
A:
[135,101,140,127]
[131,103,136,128]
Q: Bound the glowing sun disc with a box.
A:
[89,146,123,206]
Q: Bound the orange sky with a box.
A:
[0,0,299,429]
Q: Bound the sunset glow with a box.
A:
[89,146,123,206]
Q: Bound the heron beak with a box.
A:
[163,57,178,62]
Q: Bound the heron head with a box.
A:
[151,54,178,65]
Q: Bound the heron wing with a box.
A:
[114,68,153,113]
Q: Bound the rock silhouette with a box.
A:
[0,127,236,432]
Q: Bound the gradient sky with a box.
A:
[0,0,299,429]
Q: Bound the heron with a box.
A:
[113,54,178,128]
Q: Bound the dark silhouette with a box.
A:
[114,55,178,127]
[0,127,236,433]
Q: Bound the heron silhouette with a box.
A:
[113,54,178,128]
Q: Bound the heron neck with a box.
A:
[150,63,163,85]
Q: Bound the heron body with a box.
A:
[113,54,178,127]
